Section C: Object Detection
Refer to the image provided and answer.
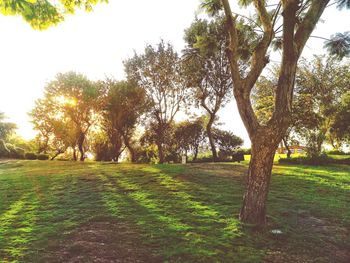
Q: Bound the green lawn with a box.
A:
[0,160,349,262]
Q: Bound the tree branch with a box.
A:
[222,0,241,86]
[294,0,331,58]
[243,0,274,90]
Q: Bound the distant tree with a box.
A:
[30,72,102,161]
[30,98,80,160]
[91,131,122,162]
[183,17,233,161]
[252,56,350,157]
[99,79,148,162]
[331,92,350,146]
[174,117,206,161]
[294,56,350,155]
[124,41,187,163]
[0,0,106,29]
[139,121,179,163]
[213,128,243,159]
[0,112,16,140]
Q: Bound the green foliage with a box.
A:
[0,0,106,29]
[324,32,350,60]
[92,131,121,162]
[337,0,350,9]
[6,143,25,159]
[174,117,206,160]
[134,144,158,164]
[97,79,148,162]
[124,41,187,163]
[37,153,49,160]
[199,0,222,16]
[30,72,103,161]
[330,91,350,145]
[0,139,10,157]
[183,17,233,115]
[326,149,349,155]
[213,128,243,159]
[0,112,16,140]
[279,154,350,166]
[295,56,350,155]
[24,152,37,160]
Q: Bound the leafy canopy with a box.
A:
[0,0,106,29]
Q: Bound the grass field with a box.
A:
[0,160,349,262]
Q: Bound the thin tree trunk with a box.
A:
[239,140,277,225]
[206,115,217,162]
[282,138,292,158]
[157,142,164,164]
[193,146,199,161]
[123,135,136,162]
[51,151,63,160]
[73,147,77,161]
[77,133,85,162]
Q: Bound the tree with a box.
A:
[213,128,243,159]
[252,56,350,157]
[0,0,106,29]
[98,79,148,162]
[30,97,81,160]
[294,56,350,155]
[0,112,16,140]
[200,0,350,226]
[331,91,350,146]
[183,17,233,161]
[124,41,187,164]
[30,72,102,161]
[174,117,206,161]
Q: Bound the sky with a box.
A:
[0,0,349,147]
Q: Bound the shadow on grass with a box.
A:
[0,161,349,262]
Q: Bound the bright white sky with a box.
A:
[0,0,349,147]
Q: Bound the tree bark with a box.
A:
[77,133,85,161]
[73,147,77,161]
[239,135,278,225]
[206,115,217,162]
[123,135,136,163]
[282,137,292,158]
[221,0,330,227]
[193,146,199,162]
[51,150,63,161]
[157,142,164,164]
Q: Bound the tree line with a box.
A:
[2,0,350,227]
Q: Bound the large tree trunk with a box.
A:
[206,115,217,162]
[239,137,278,225]
[221,0,330,227]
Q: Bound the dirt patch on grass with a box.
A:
[42,218,162,263]
[266,211,350,263]
[188,163,247,178]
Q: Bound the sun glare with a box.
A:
[55,95,77,106]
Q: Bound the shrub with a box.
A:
[24,152,38,160]
[0,139,10,157]
[37,154,49,160]
[327,150,349,155]
[279,154,350,165]
[6,143,25,159]
[241,148,251,155]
